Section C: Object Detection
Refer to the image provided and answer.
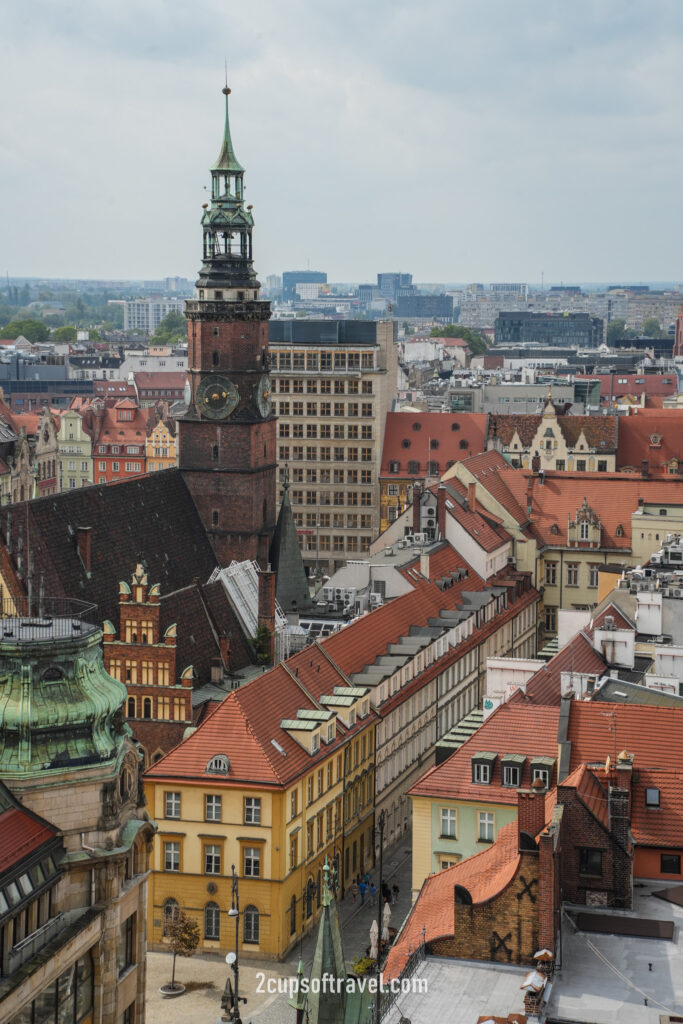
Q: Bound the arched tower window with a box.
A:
[212,445,219,461]
[127,696,136,718]
[143,697,152,719]
[212,351,219,366]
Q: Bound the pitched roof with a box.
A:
[408,702,560,803]
[438,481,512,552]
[508,631,607,707]
[616,411,683,474]
[567,701,683,773]
[631,769,683,849]
[560,764,608,827]
[380,412,488,478]
[134,372,187,392]
[4,470,219,627]
[0,781,59,875]
[557,415,617,451]
[489,414,541,447]
[161,579,254,680]
[576,373,678,399]
[495,470,683,548]
[458,451,529,526]
[270,485,313,613]
[383,821,520,981]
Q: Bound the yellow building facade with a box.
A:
[145,672,376,960]
[146,417,176,472]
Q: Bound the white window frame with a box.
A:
[440,807,457,838]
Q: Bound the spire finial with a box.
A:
[223,58,230,95]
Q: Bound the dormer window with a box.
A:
[348,709,357,728]
[579,521,589,540]
[502,754,525,787]
[361,699,369,718]
[472,752,496,784]
[327,723,335,744]
[645,787,660,808]
[311,733,320,753]
[616,524,624,538]
[207,754,230,775]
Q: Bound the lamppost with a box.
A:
[221,864,247,1024]
[373,809,386,1024]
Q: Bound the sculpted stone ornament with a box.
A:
[254,374,272,418]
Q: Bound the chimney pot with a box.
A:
[467,481,476,515]
[76,526,92,574]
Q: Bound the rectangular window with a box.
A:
[205,844,221,874]
[545,606,557,632]
[473,762,490,784]
[544,562,557,586]
[588,564,599,588]
[576,459,586,472]
[661,854,681,874]
[579,847,603,876]
[290,789,298,818]
[440,807,457,838]
[503,765,521,787]
[566,563,579,586]
[164,841,180,872]
[478,811,494,841]
[645,788,660,807]
[244,846,260,877]
[165,792,180,819]
[118,913,136,977]
[245,797,261,824]
[112,462,119,473]
[531,768,549,788]
[597,460,607,472]
[290,834,298,869]
[555,459,565,471]
[206,794,222,821]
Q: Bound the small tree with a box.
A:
[642,317,663,338]
[166,909,200,990]
[252,623,273,664]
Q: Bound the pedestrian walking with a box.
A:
[382,882,391,905]
[359,880,366,904]
[392,883,400,905]
[370,882,377,906]
[365,871,370,887]
[351,881,359,904]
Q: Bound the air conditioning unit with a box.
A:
[507,556,516,566]
[323,587,334,602]
[334,588,345,601]
[397,539,408,549]
[370,593,383,607]
[344,588,357,603]
[414,532,427,544]
[674,588,683,598]
[661,587,671,597]
[426,518,435,528]
[650,553,663,565]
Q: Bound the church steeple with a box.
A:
[198,84,257,293]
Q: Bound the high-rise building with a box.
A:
[494,311,603,348]
[177,85,277,568]
[123,297,185,333]
[377,272,413,301]
[282,270,327,301]
[269,319,398,575]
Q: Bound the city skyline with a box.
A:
[2,1,683,282]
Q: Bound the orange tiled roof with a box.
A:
[508,631,607,707]
[631,769,683,849]
[383,821,520,981]
[380,412,488,478]
[576,373,678,398]
[567,701,683,774]
[494,470,683,548]
[560,764,608,827]
[489,414,541,447]
[616,411,683,475]
[408,702,560,802]
[459,451,529,526]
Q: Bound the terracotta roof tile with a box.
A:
[0,807,57,874]
[631,769,683,849]
[489,415,541,447]
[617,411,683,475]
[567,701,683,773]
[459,451,529,526]
[508,632,607,707]
[384,821,520,981]
[380,412,488,477]
[409,702,560,802]
[576,373,678,399]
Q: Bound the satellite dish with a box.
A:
[226,952,237,965]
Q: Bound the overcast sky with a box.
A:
[2,0,682,285]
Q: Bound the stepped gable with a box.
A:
[488,414,541,447]
[2,469,218,626]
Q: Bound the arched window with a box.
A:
[205,902,220,940]
[163,898,179,935]
[127,697,136,718]
[143,697,152,719]
[289,894,296,935]
[207,754,230,775]
[212,351,219,366]
[212,510,219,527]
[212,445,219,461]
[42,666,63,682]
[243,905,259,944]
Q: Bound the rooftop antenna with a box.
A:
[224,57,228,90]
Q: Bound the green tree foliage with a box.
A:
[166,909,200,990]
[605,318,637,344]
[2,319,50,344]
[642,317,664,338]
[53,326,77,344]
[152,311,187,345]
[252,623,273,664]
[430,324,488,356]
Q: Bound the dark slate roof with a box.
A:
[3,469,219,627]
[269,486,314,613]
[161,579,254,681]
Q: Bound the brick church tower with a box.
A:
[179,84,276,567]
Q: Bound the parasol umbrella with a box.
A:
[382,900,392,943]
[370,919,379,959]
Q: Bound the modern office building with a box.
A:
[282,270,327,301]
[395,293,454,321]
[269,319,398,576]
[123,298,186,333]
[494,312,603,348]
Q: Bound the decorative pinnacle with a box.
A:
[322,859,331,907]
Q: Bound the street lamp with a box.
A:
[220,864,247,1024]
[373,809,386,1024]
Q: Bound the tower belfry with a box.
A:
[179,84,276,568]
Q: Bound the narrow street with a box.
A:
[146,830,414,1024]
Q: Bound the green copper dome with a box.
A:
[0,605,130,779]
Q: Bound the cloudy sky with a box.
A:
[2,0,682,284]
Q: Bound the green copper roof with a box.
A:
[212,86,244,173]
[0,619,130,778]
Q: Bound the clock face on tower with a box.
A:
[254,374,272,418]
[196,375,239,420]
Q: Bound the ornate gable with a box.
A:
[567,498,602,548]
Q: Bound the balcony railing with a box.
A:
[0,597,98,642]
[7,913,65,974]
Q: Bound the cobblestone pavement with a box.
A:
[146,830,414,1024]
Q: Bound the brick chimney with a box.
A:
[76,526,92,573]
[412,483,422,536]
[517,778,547,848]
[467,481,476,515]
[531,451,541,474]
[437,484,446,538]
[641,460,649,478]
[257,568,276,664]
[615,750,634,797]
[218,634,231,673]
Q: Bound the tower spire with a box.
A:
[213,83,244,174]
